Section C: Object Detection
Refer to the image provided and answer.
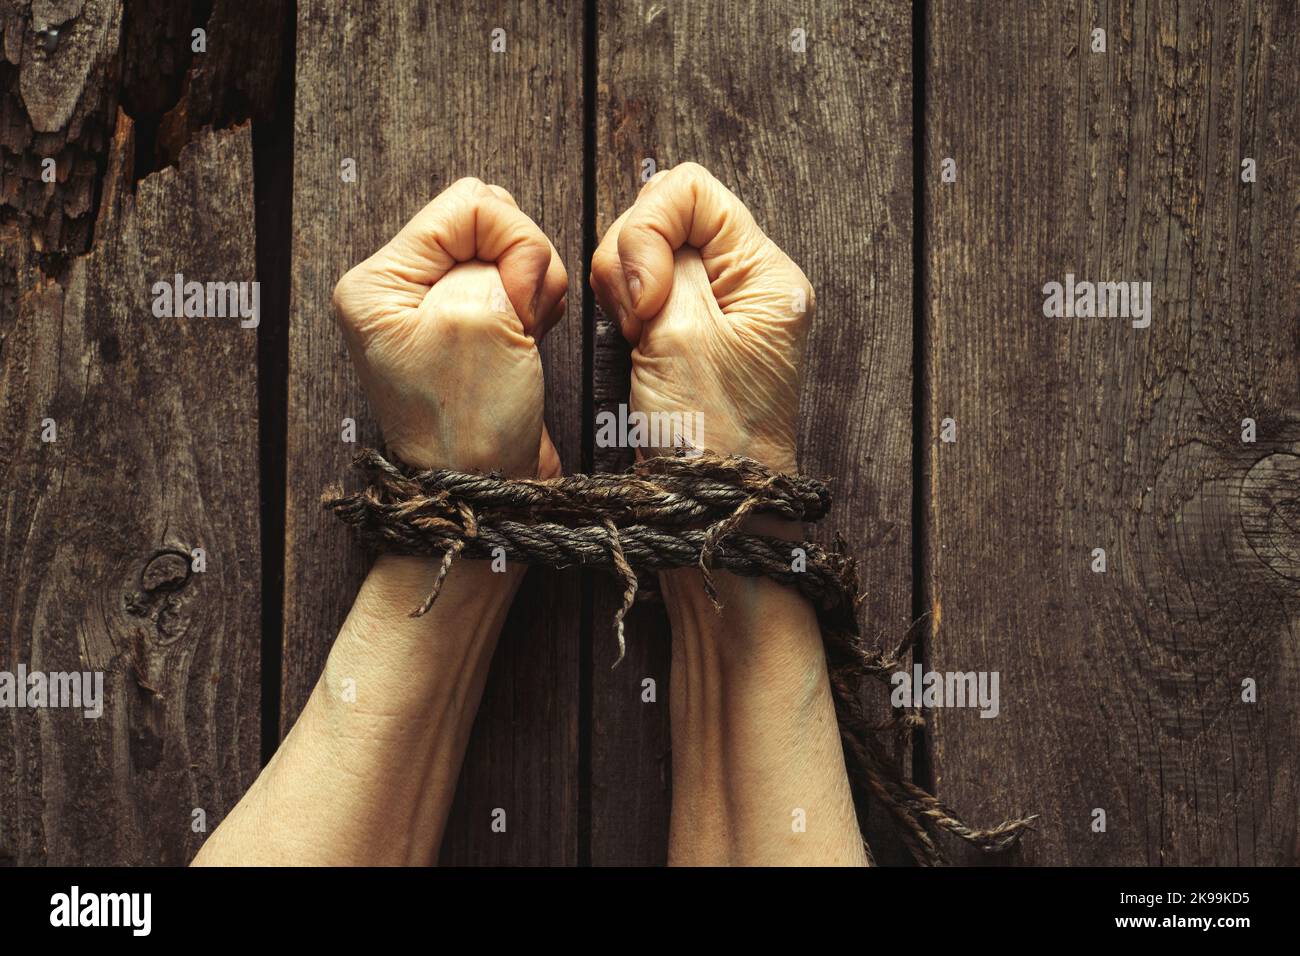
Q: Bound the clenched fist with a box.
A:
[590,163,813,473]
[332,177,569,478]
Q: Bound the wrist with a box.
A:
[360,552,524,629]
[319,553,523,724]
[660,523,829,700]
[659,514,806,635]
[382,437,541,479]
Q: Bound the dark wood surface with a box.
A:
[592,0,916,865]
[924,0,1300,865]
[283,0,586,865]
[0,116,262,864]
[1,0,1295,866]
[0,0,269,866]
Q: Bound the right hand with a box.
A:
[589,163,813,473]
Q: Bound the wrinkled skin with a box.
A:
[331,177,569,478]
[333,165,809,479]
[590,163,813,472]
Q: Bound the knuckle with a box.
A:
[521,227,551,254]
[783,259,815,315]
[637,169,669,195]
[590,245,620,282]
[540,295,567,330]
[451,176,485,192]
[331,265,363,318]
[670,162,718,202]
[783,254,811,288]
[673,161,712,182]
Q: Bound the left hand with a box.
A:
[331,177,569,477]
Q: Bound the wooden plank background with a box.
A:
[1,0,1295,866]
[924,0,1300,864]
[1,0,266,866]
[0,121,263,866]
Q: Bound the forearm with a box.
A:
[663,523,868,866]
[193,553,520,865]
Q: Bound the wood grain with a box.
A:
[923,0,1300,864]
[285,0,585,865]
[0,116,261,865]
[0,0,123,254]
[4,0,1292,869]
[593,0,915,865]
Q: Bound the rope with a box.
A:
[324,448,1037,864]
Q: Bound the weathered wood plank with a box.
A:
[1,0,290,255]
[594,0,915,865]
[0,0,123,254]
[285,0,585,865]
[0,115,262,865]
[924,0,1300,864]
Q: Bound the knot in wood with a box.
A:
[141,550,192,593]
[1241,452,1300,582]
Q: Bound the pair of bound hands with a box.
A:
[332,163,814,480]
